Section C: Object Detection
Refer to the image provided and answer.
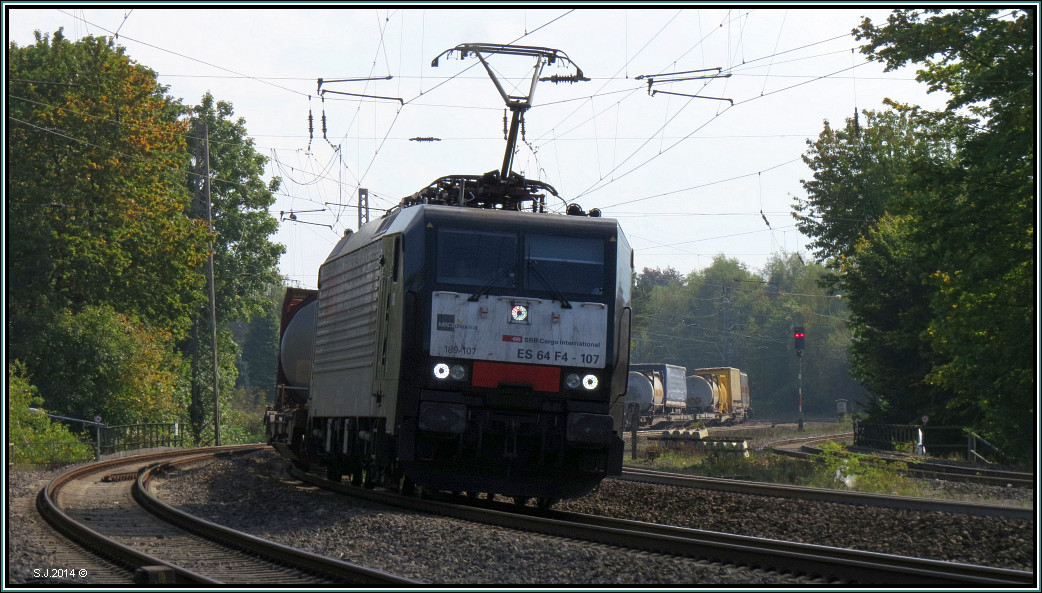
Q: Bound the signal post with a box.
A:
[794,326,805,431]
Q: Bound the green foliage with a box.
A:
[24,305,189,427]
[795,10,1034,461]
[812,441,920,496]
[185,326,242,446]
[7,31,285,441]
[8,362,93,465]
[180,95,285,445]
[230,282,283,404]
[7,29,208,340]
[184,93,285,323]
[633,441,922,497]
[794,105,965,266]
[630,255,865,418]
[842,214,953,424]
[219,387,269,444]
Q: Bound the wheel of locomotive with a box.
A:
[349,458,364,487]
[326,460,342,482]
[398,474,416,496]
[512,496,530,508]
[536,497,556,511]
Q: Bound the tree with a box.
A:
[840,215,954,424]
[231,282,283,403]
[795,107,964,422]
[627,254,861,419]
[7,30,208,340]
[856,9,1035,460]
[180,93,285,444]
[794,105,965,265]
[24,305,189,428]
[7,30,206,432]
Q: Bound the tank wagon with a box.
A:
[625,363,688,429]
[266,44,632,507]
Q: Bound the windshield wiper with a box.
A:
[527,261,572,309]
[467,263,517,302]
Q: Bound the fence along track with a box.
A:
[38,445,417,585]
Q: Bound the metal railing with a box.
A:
[852,421,972,460]
[99,422,185,457]
[17,411,186,462]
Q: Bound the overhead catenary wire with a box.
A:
[21,9,918,290]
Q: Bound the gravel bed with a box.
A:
[150,451,807,585]
[6,463,130,585]
[7,449,1034,585]
[558,478,1034,570]
[6,467,71,584]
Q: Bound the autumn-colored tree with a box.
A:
[7,30,207,434]
[23,305,189,427]
[7,30,208,339]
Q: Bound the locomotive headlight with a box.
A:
[510,304,529,323]
[450,364,467,381]
[433,363,451,380]
[582,374,599,390]
[565,373,582,389]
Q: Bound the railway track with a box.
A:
[289,466,1034,586]
[37,446,417,585]
[765,433,1034,488]
[620,467,1032,519]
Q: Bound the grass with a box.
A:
[626,443,927,496]
[625,420,931,498]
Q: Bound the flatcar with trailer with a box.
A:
[624,363,689,429]
[624,363,753,429]
[266,43,633,508]
[688,367,751,424]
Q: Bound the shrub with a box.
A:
[26,305,188,427]
[8,362,93,465]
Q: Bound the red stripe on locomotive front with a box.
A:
[471,361,561,392]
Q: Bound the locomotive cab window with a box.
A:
[525,234,605,296]
[436,228,518,288]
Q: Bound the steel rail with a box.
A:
[135,455,420,585]
[770,443,1035,488]
[290,467,1033,586]
[620,467,1033,520]
[36,445,262,584]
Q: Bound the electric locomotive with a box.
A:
[266,44,632,505]
[267,173,633,502]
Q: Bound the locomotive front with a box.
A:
[400,206,632,500]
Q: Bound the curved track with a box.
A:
[37,446,417,585]
[289,466,1033,586]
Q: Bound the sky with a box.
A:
[4,5,954,290]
